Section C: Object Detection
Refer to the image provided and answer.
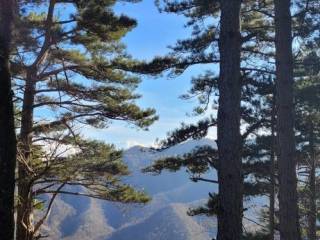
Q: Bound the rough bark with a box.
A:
[0,1,17,240]
[274,0,300,239]
[16,69,36,240]
[216,1,242,239]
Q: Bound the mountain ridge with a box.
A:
[43,138,218,240]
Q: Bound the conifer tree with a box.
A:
[216,1,242,239]
[140,1,274,238]
[134,2,280,240]
[293,3,320,238]
[12,0,157,239]
[0,1,17,239]
[294,49,320,240]
[274,0,300,239]
[142,0,320,238]
[142,1,273,234]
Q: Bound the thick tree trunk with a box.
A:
[16,69,36,240]
[307,126,316,240]
[274,0,300,239]
[0,1,17,240]
[216,1,242,239]
[269,101,276,240]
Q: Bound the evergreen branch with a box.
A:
[242,118,269,140]
[241,67,275,75]
[36,190,116,201]
[32,100,96,109]
[38,65,79,80]
[158,117,217,149]
[190,177,219,184]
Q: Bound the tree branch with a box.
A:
[190,177,219,184]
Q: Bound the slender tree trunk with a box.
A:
[217,1,242,239]
[16,69,36,240]
[269,100,276,240]
[0,1,17,239]
[307,125,316,240]
[274,0,300,239]
[17,2,55,239]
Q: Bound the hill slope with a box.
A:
[43,139,217,239]
[107,204,211,240]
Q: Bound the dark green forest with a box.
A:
[0,0,320,240]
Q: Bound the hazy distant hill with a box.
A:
[42,138,266,239]
[107,203,211,240]
[42,139,219,239]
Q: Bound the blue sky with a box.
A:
[85,0,216,148]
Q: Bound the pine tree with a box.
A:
[12,0,157,239]
[142,0,320,238]
[274,0,300,239]
[216,1,242,239]
[0,1,17,239]
[140,0,275,238]
[143,79,276,238]
[293,3,320,238]
[295,49,320,240]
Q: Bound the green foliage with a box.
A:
[141,1,278,236]
[156,117,216,149]
[12,0,156,236]
[33,138,150,205]
[188,192,218,217]
[14,0,158,132]
[143,146,217,176]
[142,0,320,237]
[11,0,320,238]
[294,47,320,237]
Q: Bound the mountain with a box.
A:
[107,203,211,240]
[42,138,262,239]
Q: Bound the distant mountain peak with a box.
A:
[126,138,215,153]
[124,138,216,170]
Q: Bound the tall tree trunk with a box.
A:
[274,0,300,239]
[307,124,316,240]
[0,1,17,240]
[217,1,242,239]
[269,100,276,240]
[17,1,55,239]
[16,69,36,240]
